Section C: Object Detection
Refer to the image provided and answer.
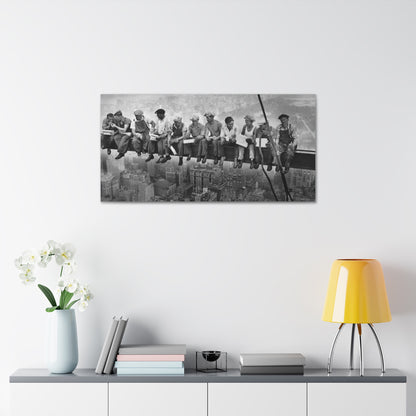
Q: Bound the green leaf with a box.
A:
[46,306,58,312]
[59,290,74,309]
[63,292,74,309]
[59,290,67,309]
[38,284,57,307]
[66,299,80,310]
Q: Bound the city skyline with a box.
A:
[101,151,316,202]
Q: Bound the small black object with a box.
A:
[202,351,221,362]
[196,351,227,373]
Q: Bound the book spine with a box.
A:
[95,317,118,374]
[116,354,185,362]
[103,318,128,374]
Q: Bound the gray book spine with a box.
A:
[95,317,118,374]
[240,365,304,375]
[103,318,128,374]
[118,344,187,355]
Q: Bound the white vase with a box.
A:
[47,309,78,374]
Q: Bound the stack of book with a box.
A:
[114,344,186,375]
[240,353,305,375]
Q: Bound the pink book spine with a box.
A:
[116,354,185,361]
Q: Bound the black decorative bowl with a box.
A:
[202,351,221,362]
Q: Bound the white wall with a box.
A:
[1,0,415,414]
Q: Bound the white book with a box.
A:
[183,138,195,144]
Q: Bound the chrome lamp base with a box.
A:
[327,323,385,376]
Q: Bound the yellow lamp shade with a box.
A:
[322,259,391,323]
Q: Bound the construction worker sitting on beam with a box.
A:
[277,114,297,174]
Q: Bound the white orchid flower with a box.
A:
[38,257,51,268]
[19,267,36,284]
[19,264,35,276]
[38,244,52,267]
[20,274,36,285]
[46,240,60,254]
[65,279,79,294]
[78,300,88,312]
[78,285,94,302]
[15,256,28,271]
[62,260,77,275]
[21,249,40,265]
[77,284,89,296]
[57,279,66,292]
[83,292,94,302]
[55,243,76,266]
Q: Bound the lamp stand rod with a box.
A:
[357,324,364,376]
[368,324,386,373]
[349,324,356,370]
[327,323,344,373]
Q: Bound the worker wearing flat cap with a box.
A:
[185,115,206,163]
[101,113,116,156]
[241,115,259,169]
[131,109,151,157]
[255,122,277,171]
[169,116,190,166]
[204,112,224,166]
[222,116,241,169]
[112,110,133,160]
[146,108,171,163]
[276,113,297,173]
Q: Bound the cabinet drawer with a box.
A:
[11,383,107,416]
[208,383,306,416]
[109,383,207,416]
[308,383,406,416]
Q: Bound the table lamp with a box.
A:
[322,259,391,376]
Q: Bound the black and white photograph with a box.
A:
[100,94,316,202]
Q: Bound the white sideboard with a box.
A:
[10,382,107,416]
[308,382,406,416]
[208,382,306,416]
[110,383,207,416]
[10,369,407,416]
